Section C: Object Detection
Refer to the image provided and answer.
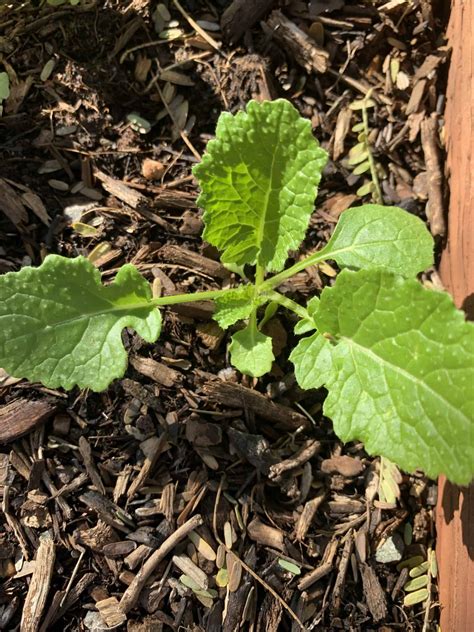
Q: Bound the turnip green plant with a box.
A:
[0,100,473,485]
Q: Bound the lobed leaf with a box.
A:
[193,99,328,272]
[318,205,434,277]
[229,322,274,378]
[0,256,161,391]
[291,269,474,484]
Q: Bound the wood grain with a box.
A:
[436,2,474,630]
[0,398,57,444]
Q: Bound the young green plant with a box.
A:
[0,99,473,486]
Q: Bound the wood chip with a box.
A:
[172,553,208,589]
[120,514,203,613]
[269,439,320,480]
[358,562,388,621]
[298,538,338,591]
[21,190,51,225]
[96,596,127,627]
[20,532,55,632]
[103,541,137,558]
[78,435,106,495]
[421,114,446,236]
[127,434,169,500]
[204,380,310,431]
[221,0,275,43]
[331,530,354,614]
[0,399,57,444]
[158,244,229,279]
[130,355,182,388]
[247,517,284,551]
[295,491,326,541]
[406,79,427,114]
[267,10,330,74]
[333,107,352,160]
[0,178,28,227]
[321,455,365,477]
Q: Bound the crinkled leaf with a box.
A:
[318,205,433,276]
[0,255,161,391]
[213,285,255,329]
[193,99,328,272]
[292,269,474,484]
[229,322,274,377]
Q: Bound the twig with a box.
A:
[420,114,446,236]
[213,478,307,631]
[119,514,203,613]
[422,548,436,632]
[20,532,56,632]
[361,92,383,205]
[171,0,226,58]
[268,439,321,481]
[143,51,212,95]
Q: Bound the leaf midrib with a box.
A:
[342,336,471,428]
[4,296,154,342]
[255,112,282,269]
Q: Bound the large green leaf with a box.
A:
[291,269,474,484]
[229,322,274,377]
[0,256,162,391]
[317,205,434,276]
[193,99,328,272]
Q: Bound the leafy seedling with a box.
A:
[346,91,385,203]
[0,99,473,486]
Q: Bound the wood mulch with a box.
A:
[0,1,449,630]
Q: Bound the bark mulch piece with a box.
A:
[0,1,449,629]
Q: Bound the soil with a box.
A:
[0,1,451,630]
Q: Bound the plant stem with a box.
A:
[150,287,232,307]
[255,263,265,288]
[362,101,383,205]
[259,250,329,292]
[265,291,309,321]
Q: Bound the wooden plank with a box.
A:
[436,2,474,630]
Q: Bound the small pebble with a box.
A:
[374,533,405,564]
[142,158,166,180]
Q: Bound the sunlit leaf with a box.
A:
[193,99,328,272]
[291,269,474,484]
[317,205,434,276]
[0,256,161,391]
[229,321,274,377]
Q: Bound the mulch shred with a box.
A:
[0,1,449,630]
